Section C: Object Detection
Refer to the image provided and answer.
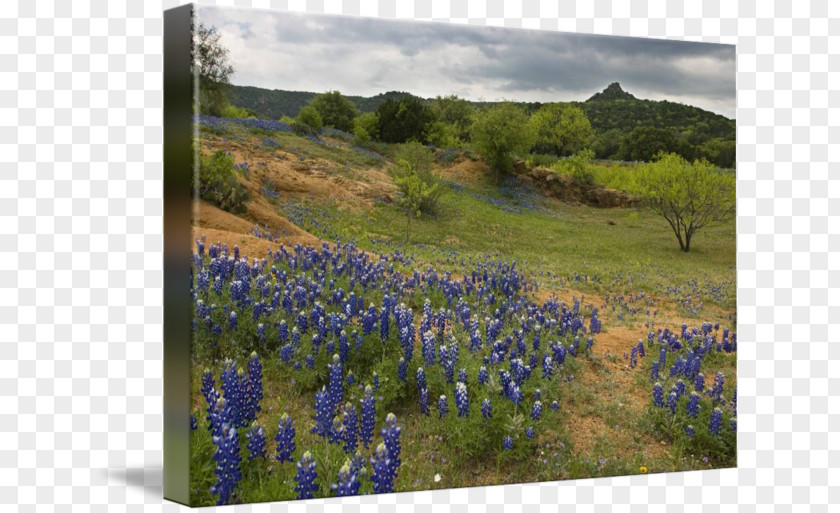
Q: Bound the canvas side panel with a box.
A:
[162,3,193,506]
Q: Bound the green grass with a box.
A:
[279,175,735,310]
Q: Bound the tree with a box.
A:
[469,103,537,183]
[633,153,735,252]
[193,22,234,116]
[353,112,379,146]
[292,105,323,135]
[430,95,475,142]
[376,97,433,144]
[309,91,359,132]
[393,142,444,215]
[391,154,441,239]
[617,126,678,162]
[531,103,594,156]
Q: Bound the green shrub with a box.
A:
[552,149,595,186]
[198,149,252,213]
[292,105,323,136]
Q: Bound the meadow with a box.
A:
[188,117,737,506]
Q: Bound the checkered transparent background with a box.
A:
[1,0,837,511]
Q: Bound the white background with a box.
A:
[1,0,837,511]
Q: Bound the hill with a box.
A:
[229,82,735,166]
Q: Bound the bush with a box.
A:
[377,97,433,144]
[470,103,537,183]
[292,105,323,136]
[392,142,444,218]
[553,149,595,186]
[198,149,252,213]
[310,91,359,132]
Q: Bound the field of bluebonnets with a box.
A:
[188,115,737,506]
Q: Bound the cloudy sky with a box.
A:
[198,6,736,118]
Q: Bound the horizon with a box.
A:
[228,81,735,120]
[198,6,736,118]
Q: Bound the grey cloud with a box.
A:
[197,6,735,118]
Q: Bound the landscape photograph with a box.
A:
[188,5,737,506]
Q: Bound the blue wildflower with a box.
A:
[275,413,296,463]
[455,382,469,417]
[246,422,266,460]
[437,395,449,419]
[294,451,318,500]
[359,385,376,449]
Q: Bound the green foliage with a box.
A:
[430,94,475,142]
[617,126,679,162]
[193,22,234,116]
[353,112,379,146]
[198,149,251,213]
[553,149,596,185]
[531,103,594,156]
[470,103,538,182]
[590,128,623,160]
[376,97,433,144]
[632,153,735,252]
[292,105,323,135]
[220,104,256,119]
[391,147,443,236]
[524,153,560,169]
[425,121,460,148]
[309,91,359,132]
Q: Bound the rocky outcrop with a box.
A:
[511,159,638,208]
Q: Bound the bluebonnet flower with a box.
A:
[675,379,686,398]
[381,413,401,477]
[210,423,241,505]
[191,415,197,430]
[280,344,293,364]
[328,354,343,414]
[709,372,725,403]
[694,373,705,393]
[455,382,469,417]
[525,426,535,440]
[343,403,358,454]
[346,371,355,387]
[370,443,396,494]
[508,384,523,407]
[228,311,237,331]
[685,424,695,437]
[709,407,723,435]
[550,400,560,410]
[278,320,288,342]
[731,387,737,416]
[419,387,430,416]
[275,413,295,463]
[630,346,638,368]
[416,367,427,393]
[458,368,468,384]
[373,372,380,392]
[422,331,436,366]
[291,327,301,348]
[658,347,667,368]
[637,340,645,358]
[686,392,701,419]
[481,398,492,419]
[667,390,678,415]
[730,417,737,431]
[437,395,449,419]
[531,400,542,420]
[312,386,332,439]
[503,436,513,451]
[246,422,266,460]
[650,361,660,382]
[398,357,407,381]
[478,366,488,385]
[305,354,314,369]
[339,330,349,363]
[359,385,376,449]
[653,382,665,407]
[294,451,318,500]
[333,458,360,497]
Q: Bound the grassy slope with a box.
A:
[190,125,737,505]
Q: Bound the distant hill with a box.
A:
[232,86,419,120]
[576,82,735,142]
[230,82,735,166]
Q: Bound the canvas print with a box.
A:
[172,4,737,506]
